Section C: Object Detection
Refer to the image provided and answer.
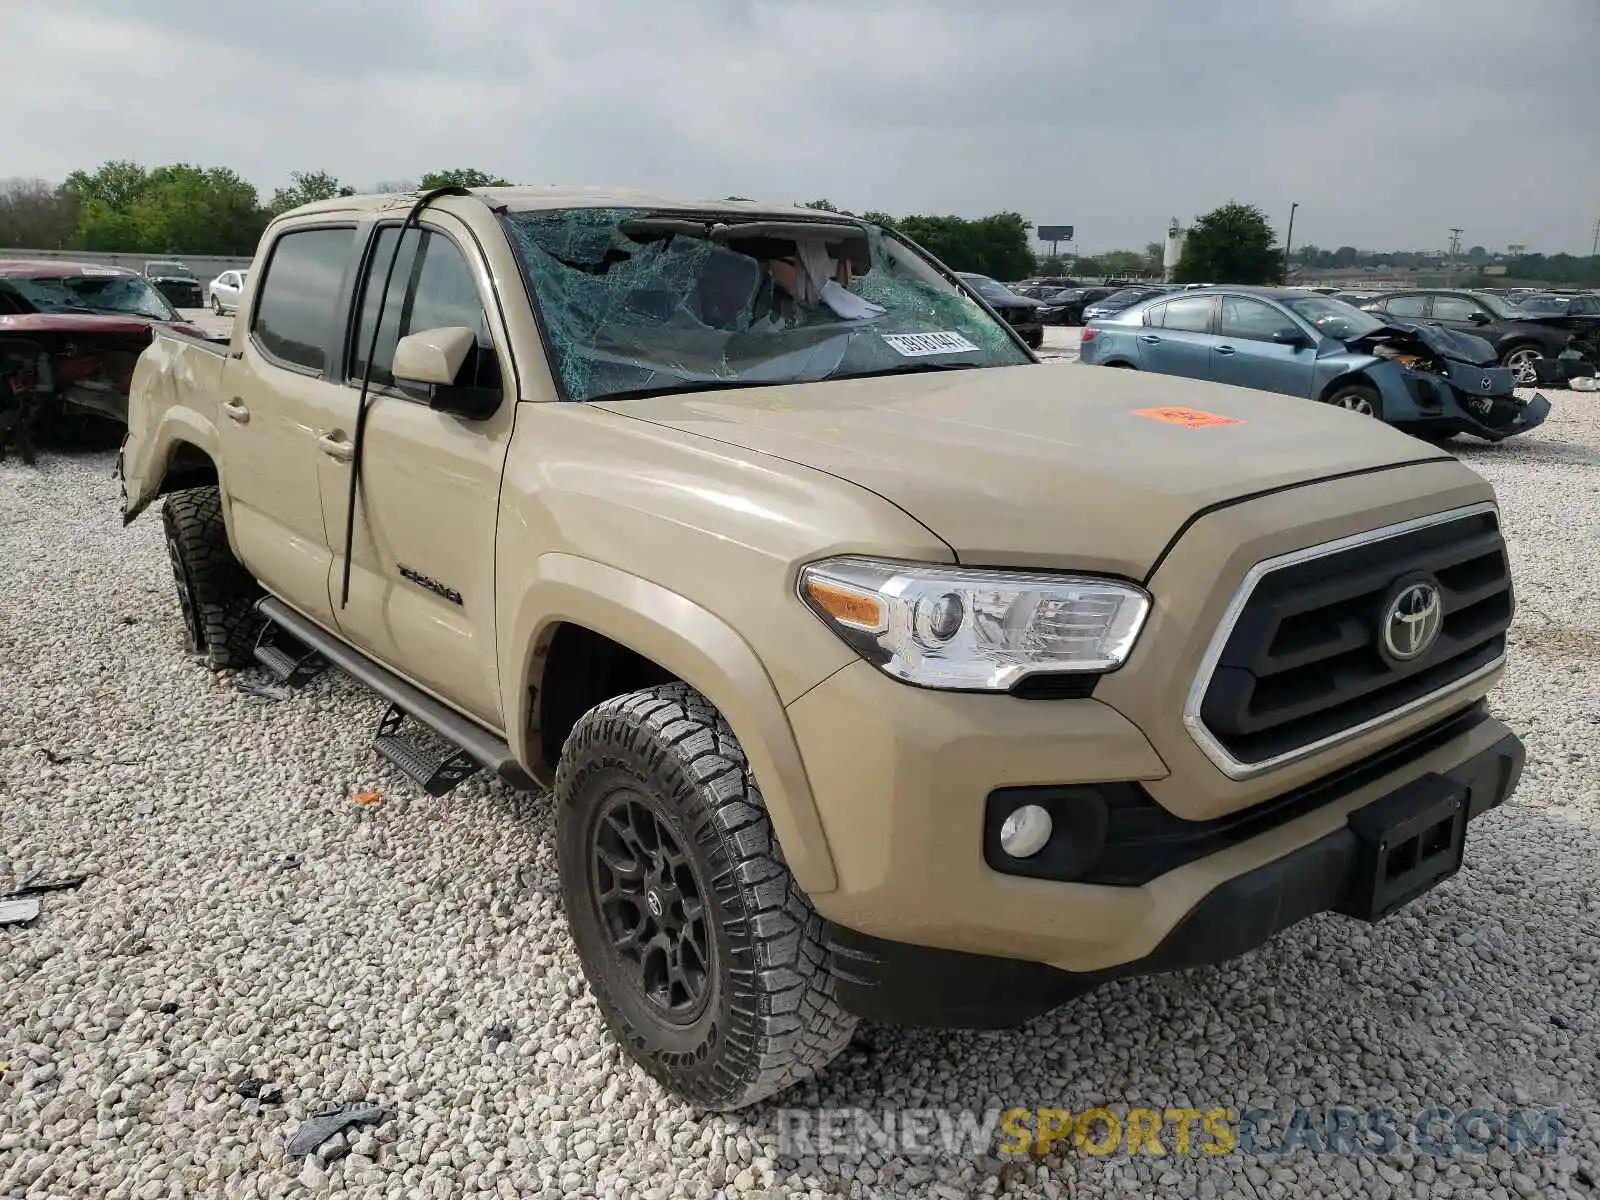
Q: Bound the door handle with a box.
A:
[317,432,354,463]
[222,397,250,424]
[1215,344,1237,355]
[1138,334,1161,344]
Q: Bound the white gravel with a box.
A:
[1,386,1596,1199]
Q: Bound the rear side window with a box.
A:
[1159,295,1213,333]
[1430,295,1480,321]
[252,226,356,373]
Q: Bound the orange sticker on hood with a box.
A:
[1132,406,1245,428]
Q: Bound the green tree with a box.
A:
[419,168,512,189]
[63,160,266,254]
[860,211,899,230]
[62,160,149,212]
[1097,249,1149,278]
[1144,241,1164,275]
[1173,202,1282,284]
[268,170,356,216]
[896,212,1035,279]
[802,199,840,212]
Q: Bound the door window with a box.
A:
[349,227,502,395]
[1219,296,1295,341]
[1380,294,1428,319]
[1430,295,1481,321]
[1159,295,1213,333]
[251,227,356,373]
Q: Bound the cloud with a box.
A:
[3,0,1596,252]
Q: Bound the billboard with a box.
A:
[1037,225,1074,242]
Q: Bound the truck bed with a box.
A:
[120,325,233,521]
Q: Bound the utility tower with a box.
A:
[1447,228,1463,285]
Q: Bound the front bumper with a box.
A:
[824,708,1522,1028]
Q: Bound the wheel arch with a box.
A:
[503,553,838,895]
[1317,369,1378,403]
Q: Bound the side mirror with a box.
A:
[391,325,501,420]
[1468,311,1492,326]
[1272,327,1310,347]
[392,326,476,386]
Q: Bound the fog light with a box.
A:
[998,804,1053,859]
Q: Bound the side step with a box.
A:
[254,597,538,793]
[374,703,484,796]
[253,622,328,687]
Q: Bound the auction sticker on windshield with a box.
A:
[1133,406,1245,428]
[882,332,979,357]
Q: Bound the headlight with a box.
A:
[798,556,1150,691]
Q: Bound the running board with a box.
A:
[255,597,538,792]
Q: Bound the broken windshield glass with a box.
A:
[499,208,1031,403]
[7,276,176,321]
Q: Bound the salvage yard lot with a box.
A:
[1,380,1597,1198]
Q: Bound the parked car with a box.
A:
[1511,292,1600,317]
[1079,286,1549,443]
[1036,285,1116,326]
[1081,285,1174,322]
[143,260,205,309]
[121,187,1526,1109]
[1330,290,1381,308]
[208,268,249,315]
[0,260,212,462]
[955,271,1044,348]
[1360,288,1600,385]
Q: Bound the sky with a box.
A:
[4,0,1597,255]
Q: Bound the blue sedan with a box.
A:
[1078,286,1549,443]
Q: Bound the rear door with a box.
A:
[1136,294,1217,380]
[1211,295,1318,397]
[318,215,517,727]
[1371,292,1430,324]
[220,223,359,627]
[1425,293,1491,337]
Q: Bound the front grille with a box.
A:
[1191,505,1511,774]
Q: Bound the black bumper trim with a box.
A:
[826,729,1524,1029]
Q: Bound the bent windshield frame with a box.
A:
[499,207,1033,403]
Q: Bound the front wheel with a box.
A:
[1500,344,1542,387]
[1324,382,1383,420]
[555,684,856,1111]
[211,294,224,314]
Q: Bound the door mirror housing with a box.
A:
[1272,327,1311,347]
[392,326,476,386]
[391,325,501,420]
[1468,310,1492,326]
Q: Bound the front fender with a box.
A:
[502,552,838,895]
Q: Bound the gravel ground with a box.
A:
[1,383,1597,1200]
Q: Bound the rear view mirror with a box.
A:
[392,326,476,386]
[1272,327,1310,347]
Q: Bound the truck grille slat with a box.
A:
[1188,505,1512,776]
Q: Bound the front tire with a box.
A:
[211,294,224,314]
[555,683,856,1111]
[161,487,263,670]
[1324,382,1383,420]
[1500,344,1542,387]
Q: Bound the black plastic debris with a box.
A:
[286,1102,388,1157]
[485,1024,513,1045]
[0,897,41,927]
[236,1078,283,1104]
[4,873,88,898]
[236,676,292,702]
[159,1002,178,1015]
[39,748,74,765]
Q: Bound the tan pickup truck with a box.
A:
[119,187,1525,1110]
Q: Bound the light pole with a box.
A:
[1283,202,1299,284]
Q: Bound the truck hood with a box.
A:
[0,312,163,336]
[597,364,1450,579]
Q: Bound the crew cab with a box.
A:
[120,188,1525,1111]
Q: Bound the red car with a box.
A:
[0,259,215,463]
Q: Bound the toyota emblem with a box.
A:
[1382,581,1444,662]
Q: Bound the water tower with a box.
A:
[1162,218,1187,282]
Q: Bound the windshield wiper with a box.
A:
[597,378,794,402]
[826,361,985,381]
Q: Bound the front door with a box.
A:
[220,224,359,628]
[1211,295,1318,397]
[318,216,516,729]
[1137,294,1217,380]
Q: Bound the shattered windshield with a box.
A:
[1285,295,1385,340]
[500,208,1032,402]
[6,275,177,320]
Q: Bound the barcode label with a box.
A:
[882,331,979,357]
